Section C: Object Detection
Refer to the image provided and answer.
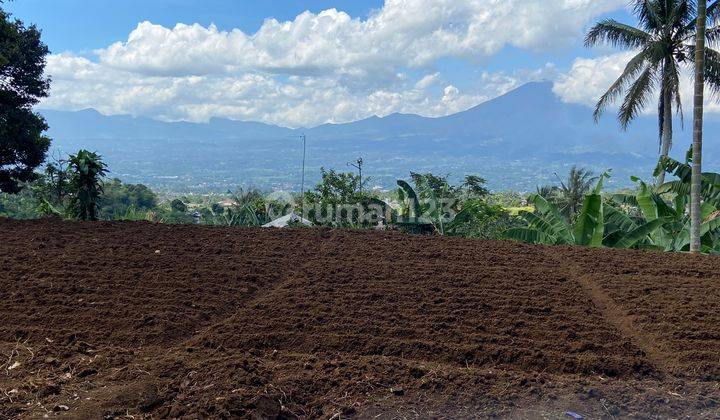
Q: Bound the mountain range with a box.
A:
[40,81,720,192]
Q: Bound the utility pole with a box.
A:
[347,156,363,192]
[300,134,306,197]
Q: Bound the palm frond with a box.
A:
[585,19,651,48]
[666,56,685,122]
[708,0,720,23]
[593,50,650,121]
[706,26,720,45]
[632,0,664,31]
[618,64,658,129]
[703,47,720,97]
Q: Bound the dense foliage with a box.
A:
[302,168,389,227]
[507,172,665,249]
[395,172,512,237]
[506,155,720,253]
[100,178,157,220]
[0,6,51,193]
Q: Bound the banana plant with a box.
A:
[396,179,445,234]
[396,180,421,219]
[613,176,720,252]
[654,154,720,207]
[506,172,663,249]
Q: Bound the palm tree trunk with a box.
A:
[690,0,707,253]
[658,86,673,185]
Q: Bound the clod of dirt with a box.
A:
[37,383,61,398]
[251,395,280,419]
[410,367,426,378]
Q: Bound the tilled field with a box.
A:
[0,217,719,418]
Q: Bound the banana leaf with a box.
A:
[527,194,574,244]
[518,210,563,243]
[604,205,638,233]
[573,193,603,247]
[396,180,421,218]
[610,218,666,249]
[504,228,551,244]
[631,177,659,221]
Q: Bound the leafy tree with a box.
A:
[157,209,193,224]
[67,150,107,221]
[487,190,525,208]
[585,0,720,184]
[99,178,157,219]
[396,173,492,235]
[0,5,51,193]
[0,186,39,218]
[304,168,387,227]
[311,168,361,203]
[462,175,490,198]
[410,172,452,198]
[445,199,517,239]
[170,199,187,213]
[30,153,70,210]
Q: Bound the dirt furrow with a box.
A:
[541,246,676,377]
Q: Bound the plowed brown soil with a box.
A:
[0,217,719,418]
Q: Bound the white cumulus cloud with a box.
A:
[41,0,628,127]
[554,51,720,115]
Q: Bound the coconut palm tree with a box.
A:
[586,0,720,184]
[538,166,597,221]
[554,166,597,221]
[691,0,708,252]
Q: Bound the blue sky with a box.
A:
[5,0,641,127]
[7,0,385,52]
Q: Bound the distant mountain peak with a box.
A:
[492,80,556,101]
